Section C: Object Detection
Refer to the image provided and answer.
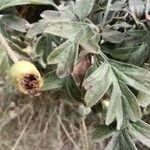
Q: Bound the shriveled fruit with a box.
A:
[10,60,43,95]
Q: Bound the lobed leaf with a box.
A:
[35,34,52,64]
[0,0,56,11]
[84,60,142,129]
[0,15,29,32]
[92,124,116,141]
[47,39,79,78]
[111,60,150,95]
[42,71,64,91]
[74,0,94,21]
[65,75,82,102]
[45,22,93,40]
[41,10,75,22]
[56,42,78,78]
[108,44,148,66]
[120,82,141,122]
[83,62,112,107]
[101,30,127,44]
[105,76,123,130]
[45,21,100,53]
[105,130,137,150]
[128,120,150,148]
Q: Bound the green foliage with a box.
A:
[92,124,116,141]
[47,39,79,78]
[0,0,56,11]
[1,15,28,32]
[42,71,64,91]
[73,0,94,21]
[0,48,10,75]
[105,130,138,150]
[129,120,150,148]
[0,0,150,149]
[65,75,82,102]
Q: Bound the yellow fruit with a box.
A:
[10,60,43,95]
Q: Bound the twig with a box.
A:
[0,33,18,62]
[102,0,113,25]
[11,114,33,150]
[121,8,147,30]
[0,116,13,133]
[57,115,79,150]
[81,117,89,150]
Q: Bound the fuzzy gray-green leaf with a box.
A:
[74,0,94,21]
[106,130,137,150]
[105,77,123,130]
[83,63,112,107]
[0,48,10,76]
[129,120,150,148]
[42,71,64,91]
[120,82,141,122]
[92,124,116,141]
[0,0,56,11]
[111,60,150,95]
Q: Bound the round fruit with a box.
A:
[10,60,43,95]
